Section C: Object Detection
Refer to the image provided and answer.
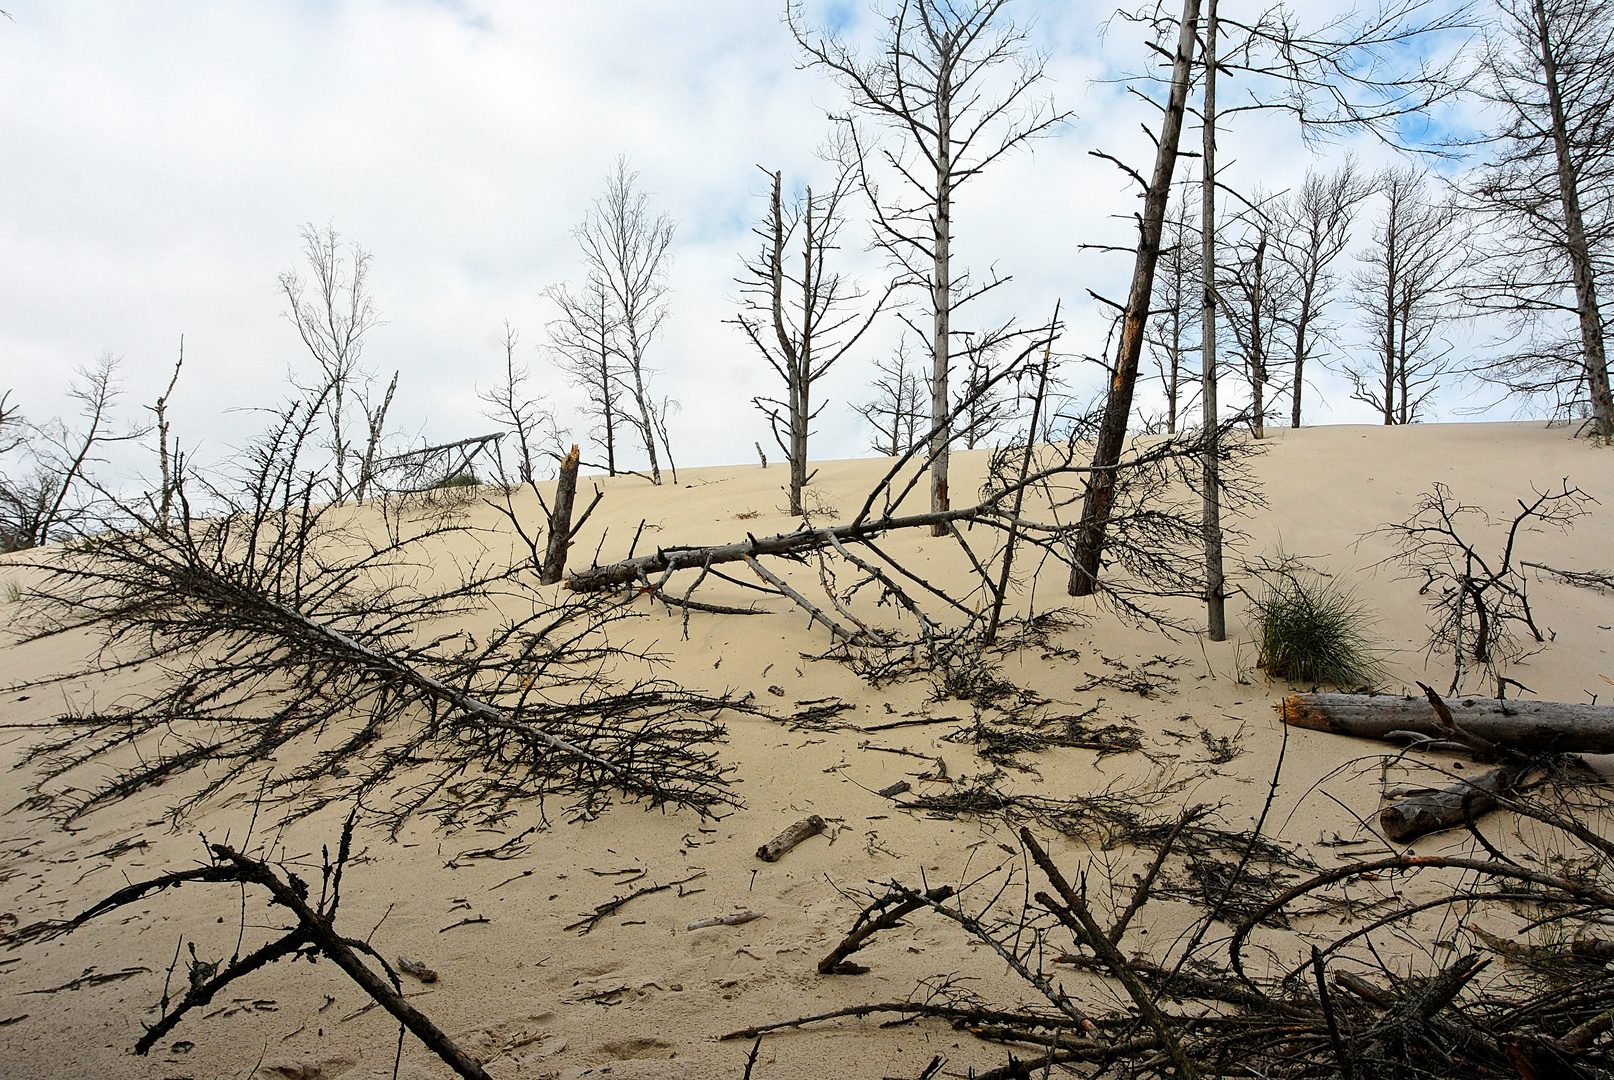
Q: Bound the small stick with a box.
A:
[687,911,765,930]
[757,815,827,862]
[397,956,438,983]
[564,882,672,935]
[876,781,911,799]
[438,916,490,933]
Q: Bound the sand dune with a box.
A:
[1,422,1611,1080]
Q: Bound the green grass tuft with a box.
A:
[1251,561,1385,690]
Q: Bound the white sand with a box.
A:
[0,422,1610,1080]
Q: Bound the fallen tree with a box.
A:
[565,334,1261,645]
[1279,692,1614,754]
[15,390,743,830]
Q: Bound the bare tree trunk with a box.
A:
[930,77,954,535]
[1534,0,1614,441]
[1068,0,1203,596]
[1201,0,1226,640]
[1248,230,1267,440]
[541,445,582,585]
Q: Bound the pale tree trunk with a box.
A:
[1534,0,1614,441]
[626,315,661,485]
[1248,231,1267,440]
[791,188,814,516]
[929,66,954,536]
[1201,0,1226,640]
[1068,0,1203,595]
[1382,197,1399,424]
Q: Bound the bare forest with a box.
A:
[3,3,1614,1080]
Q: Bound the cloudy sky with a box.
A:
[0,1,1486,485]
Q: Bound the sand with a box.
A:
[0,421,1610,1080]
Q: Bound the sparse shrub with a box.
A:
[435,470,480,489]
[1249,559,1384,690]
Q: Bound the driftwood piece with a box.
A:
[687,911,764,930]
[1279,693,1614,754]
[1380,768,1509,843]
[757,815,826,862]
[540,445,582,585]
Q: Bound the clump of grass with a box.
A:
[1250,559,1385,690]
[3,579,19,604]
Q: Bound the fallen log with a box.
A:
[1380,768,1509,843]
[757,814,826,862]
[564,507,985,592]
[1279,694,1614,755]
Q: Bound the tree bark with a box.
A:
[1380,767,1509,843]
[564,504,985,592]
[1068,0,1203,596]
[540,445,581,585]
[1200,0,1226,640]
[930,62,954,535]
[1534,0,1614,442]
[1280,692,1614,753]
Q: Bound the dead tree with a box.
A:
[1146,177,1202,435]
[145,339,185,527]
[547,274,623,475]
[1221,193,1296,441]
[1274,163,1370,428]
[537,444,597,585]
[279,222,384,502]
[1459,0,1614,441]
[1068,0,1203,599]
[857,340,927,457]
[790,0,1067,532]
[1376,479,1593,693]
[1347,168,1466,424]
[733,162,893,515]
[16,388,736,831]
[571,157,675,484]
[479,320,555,486]
[0,354,142,552]
[1199,0,1225,638]
[954,334,1019,450]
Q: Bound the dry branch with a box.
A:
[9,828,490,1080]
[818,885,955,975]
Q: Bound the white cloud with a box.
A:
[0,0,1501,491]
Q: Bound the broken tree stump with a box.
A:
[1380,768,1510,843]
[757,815,826,862]
[540,445,582,585]
[1279,694,1614,754]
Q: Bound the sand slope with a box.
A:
[0,422,1611,1080]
